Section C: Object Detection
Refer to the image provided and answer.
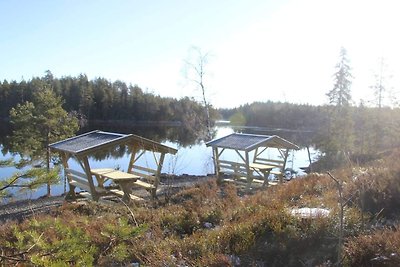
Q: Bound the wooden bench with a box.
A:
[65,168,147,202]
[217,160,271,188]
[65,168,107,200]
[91,168,148,202]
[128,164,160,197]
[252,158,285,182]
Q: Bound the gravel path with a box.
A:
[0,175,215,222]
[0,196,65,222]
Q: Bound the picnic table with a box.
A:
[91,168,140,202]
[249,163,274,186]
[92,168,157,202]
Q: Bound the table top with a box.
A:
[91,168,140,180]
[249,163,275,171]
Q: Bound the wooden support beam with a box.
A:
[234,149,246,163]
[213,147,220,180]
[153,152,166,198]
[279,149,290,184]
[61,152,76,200]
[245,151,251,191]
[80,156,99,201]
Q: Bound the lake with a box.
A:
[0,124,318,202]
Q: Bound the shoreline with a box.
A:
[0,174,215,223]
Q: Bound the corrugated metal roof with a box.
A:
[49,130,178,155]
[49,130,129,154]
[206,133,299,151]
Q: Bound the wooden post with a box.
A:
[245,151,251,191]
[280,149,289,183]
[80,156,99,201]
[153,152,166,198]
[306,146,313,173]
[128,145,140,173]
[253,147,258,163]
[61,153,76,200]
[213,147,221,182]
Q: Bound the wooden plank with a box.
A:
[131,165,157,174]
[219,160,247,166]
[238,176,250,182]
[220,165,247,172]
[221,170,247,176]
[249,163,275,171]
[129,171,156,181]
[89,168,115,175]
[251,178,265,184]
[69,174,90,186]
[91,169,140,181]
[109,189,144,201]
[65,168,88,179]
[78,191,93,200]
[255,158,285,164]
[69,180,106,194]
[133,180,156,189]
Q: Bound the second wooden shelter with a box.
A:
[206,133,299,189]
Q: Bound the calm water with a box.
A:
[0,125,318,202]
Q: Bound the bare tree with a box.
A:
[183,47,212,139]
[370,57,393,108]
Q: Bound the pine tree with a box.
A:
[327,47,352,107]
[317,47,355,169]
[9,85,79,196]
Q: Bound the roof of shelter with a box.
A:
[206,133,299,152]
[49,130,177,156]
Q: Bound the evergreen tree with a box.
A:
[0,159,59,200]
[316,47,355,169]
[327,47,352,107]
[9,86,79,196]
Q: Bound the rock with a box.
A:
[204,222,213,229]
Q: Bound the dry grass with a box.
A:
[2,149,400,266]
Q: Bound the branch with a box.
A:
[0,232,44,264]
[327,171,340,185]
[0,175,21,192]
[0,254,29,262]
[118,198,138,227]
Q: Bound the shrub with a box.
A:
[344,227,400,267]
[3,217,97,266]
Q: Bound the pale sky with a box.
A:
[1,0,399,108]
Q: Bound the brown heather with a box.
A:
[2,150,400,266]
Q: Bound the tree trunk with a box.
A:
[46,133,51,197]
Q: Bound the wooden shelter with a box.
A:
[206,133,299,189]
[49,130,177,202]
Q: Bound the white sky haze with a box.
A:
[1,0,399,108]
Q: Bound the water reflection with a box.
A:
[1,122,317,202]
[230,125,316,147]
[83,121,217,147]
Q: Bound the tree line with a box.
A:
[0,71,215,134]
[220,48,400,170]
[0,71,216,198]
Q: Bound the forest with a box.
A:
[2,69,400,171]
[221,101,400,148]
[0,71,215,136]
